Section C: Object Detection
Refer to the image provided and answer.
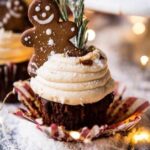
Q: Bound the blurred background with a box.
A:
[83,0,150,100]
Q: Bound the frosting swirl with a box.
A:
[0,29,33,65]
[30,49,115,105]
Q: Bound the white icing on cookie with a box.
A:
[71,27,75,32]
[35,6,40,12]
[45,6,50,11]
[9,9,21,18]
[46,28,52,35]
[42,12,47,18]
[48,38,54,46]
[33,14,54,25]
[0,0,23,27]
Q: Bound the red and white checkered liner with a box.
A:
[13,81,150,143]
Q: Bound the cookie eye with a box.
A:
[35,6,41,12]
[45,6,50,11]
[14,0,20,6]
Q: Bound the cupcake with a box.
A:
[31,49,115,130]
[0,0,32,102]
[21,0,115,130]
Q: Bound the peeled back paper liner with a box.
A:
[13,81,150,143]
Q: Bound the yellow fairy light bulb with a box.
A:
[133,131,150,143]
[86,29,96,41]
[70,131,81,140]
[140,55,149,66]
[132,22,146,35]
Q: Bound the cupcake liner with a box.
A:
[13,81,150,143]
[0,61,29,103]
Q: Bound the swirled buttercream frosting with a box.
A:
[0,29,33,65]
[30,49,115,105]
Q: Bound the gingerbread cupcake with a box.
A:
[0,0,32,102]
[21,0,115,130]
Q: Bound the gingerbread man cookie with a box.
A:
[0,0,31,32]
[21,0,84,76]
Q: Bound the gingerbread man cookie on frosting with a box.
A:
[0,0,31,32]
[21,0,84,76]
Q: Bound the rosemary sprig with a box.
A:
[76,19,88,48]
[68,0,88,49]
[55,0,89,49]
[55,0,68,21]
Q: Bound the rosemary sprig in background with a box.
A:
[55,0,89,49]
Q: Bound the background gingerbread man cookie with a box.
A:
[22,0,84,76]
[0,0,31,32]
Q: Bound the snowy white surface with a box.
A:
[0,107,128,150]
[1,105,150,150]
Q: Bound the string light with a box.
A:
[86,29,96,41]
[129,16,147,35]
[140,55,149,66]
[133,131,150,143]
[128,128,150,146]
[69,131,81,140]
[132,22,146,35]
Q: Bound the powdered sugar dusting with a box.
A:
[71,27,75,32]
[1,109,130,150]
[48,38,54,46]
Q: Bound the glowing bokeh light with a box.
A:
[70,131,80,140]
[86,29,96,41]
[132,22,146,35]
[133,131,150,143]
[140,55,149,66]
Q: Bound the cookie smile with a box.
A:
[9,9,21,18]
[33,14,54,25]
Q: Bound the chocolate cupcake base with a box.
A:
[0,61,30,103]
[39,93,114,130]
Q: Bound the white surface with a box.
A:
[85,0,150,16]
[0,107,128,150]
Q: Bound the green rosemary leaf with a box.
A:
[55,0,89,49]
[54,0,68,21]
[77,19,89,48]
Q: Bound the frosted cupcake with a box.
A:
[21,0,115,130]
[0,0,32,102]
[31,49,115,130]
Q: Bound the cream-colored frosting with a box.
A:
[30,49,115,105]
[0,29,33,65]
